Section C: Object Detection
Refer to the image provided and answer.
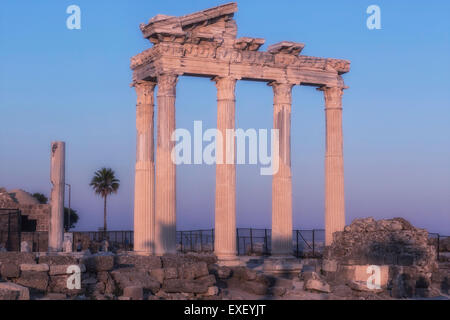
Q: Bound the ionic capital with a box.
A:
[318,86,346,110]
[157,73,178,97]
[212,76,237,101]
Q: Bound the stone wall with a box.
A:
[322,217,439,298]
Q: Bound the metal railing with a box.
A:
[176,228,325,257]
[9,227,449,261]
[0,209,21,251]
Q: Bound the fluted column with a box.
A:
[133,81,156,254]
[320,86,346,246]
[213,76,237,261]
[49,141,65,252]
[155,74,178,255]
[270,82,294,256]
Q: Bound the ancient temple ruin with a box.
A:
[130,3,350,260]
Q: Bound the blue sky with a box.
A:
[0,0,449,233]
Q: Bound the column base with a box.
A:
[216,253,241,267]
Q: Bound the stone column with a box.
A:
[213,76,237,262]
[270,82,294,256]
[319,86,346,246]
[49,141,65,252]
[155,74,178,255]
[133,81,156,254]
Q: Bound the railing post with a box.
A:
[312,229,316,257]
[437,234,440,261]
[190,231,193,252]
[296,230,299,258]
[250,228,253,255]
[236,228,240,256]
[200,231,203,252]
[180,231,183,253]
[264,229,268,255]
[211,228,214,252]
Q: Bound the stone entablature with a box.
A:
[131,2,349,87]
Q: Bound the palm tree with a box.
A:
[89,168,120,235]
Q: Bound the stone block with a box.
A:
[115,254,161,269]
[163,279,208,294]
[49,264,86,276]
[0,263,20,278]
[196,274,216,287]
[305,279,331,293]
[322,259,338,273]
[0,288,19,300]
[0,282,30,300]
[20,263,49,272]
[164,267,178,279]
[123,286,143,300]
[48,275,84,295]
[82,254,114,272]
[241,281,268,295]
[205,286,219,296]
[38,255,78,266]
[0,252,36,265]
[16,271,48,291]
[149,268,165,283]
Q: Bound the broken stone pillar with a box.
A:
[319,86,346,246]
[213,76,237,262]
[270,82,294,256]
[155,74,178,255]
[133,81,156,254]
[49,141,65,252]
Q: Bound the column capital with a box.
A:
[269,81,294,105]
[157,73,178,97]
[134,81,156,107]
[212,76,237,101]
[318,86,347,110]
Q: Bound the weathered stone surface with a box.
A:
[269,286,286,297]
[0,282,30,300]
[38,255,78,266]
[82,254,114,272]
[16,271,49,291]
[348,281,383,293]
[163,279,208,294]
[205,286,219,296]
[123,286,143,300]
[0,252,36,265]
[43,293,67,300]
[1,263,20,278]
[196,274,216,287]
[178,262,209,280]
[149,268,165,283]
[0,288,20,300]
[49,264,86,275]
[111,268,160,294]
[20,263,49,272]
[305,279,331,293]
[164,267,178,279]
[115,253,161,269]
[241,281,268,296]
[48,275,84,295]
[216,266,232,279]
